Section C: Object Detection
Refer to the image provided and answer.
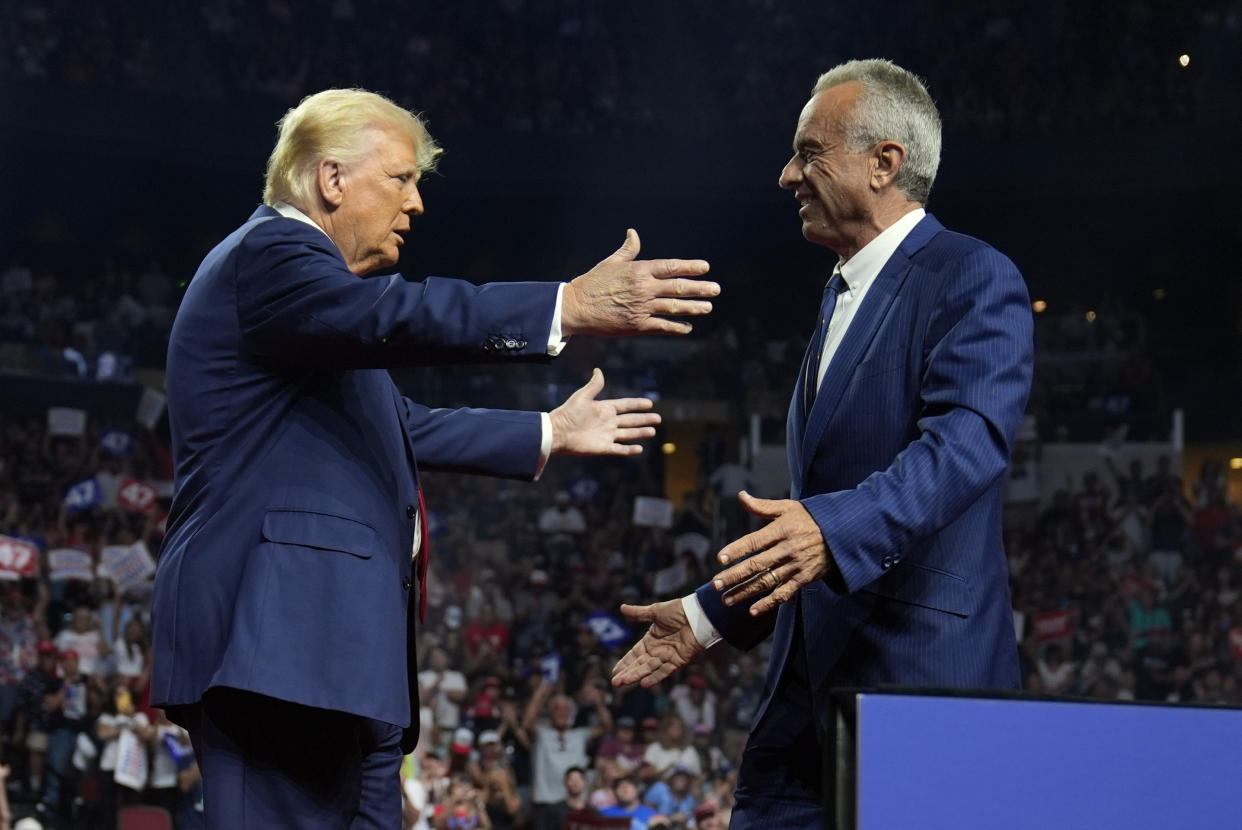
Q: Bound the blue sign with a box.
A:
[63,478,101,513]
[100,429,135,457]
[586,610,629,649]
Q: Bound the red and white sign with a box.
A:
[1230,628,1242,662]
[1033,609,1074,642]
[0,536,39,580]
[117,478,158,514]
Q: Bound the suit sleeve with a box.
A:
[401,397,543,481]
[803,246,1033,593]
[235,219,560,369]
[698,246,1032,649]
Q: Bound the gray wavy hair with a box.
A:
[813,59,941,204]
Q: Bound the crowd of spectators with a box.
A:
[2,0,1236,137]
[0,261,175,383]
[1007,452,1242,707]
[2,386,1239,828]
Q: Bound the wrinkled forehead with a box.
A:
[795,82,862,143]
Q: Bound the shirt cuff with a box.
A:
[534,412,552,480]
[681,594,722,650]
[547,284,568,356]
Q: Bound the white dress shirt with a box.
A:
[683,208,927,648]
[270,201,566,559]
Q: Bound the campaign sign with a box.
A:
[100,429,134,457]
[653,559,688,595]
[1033,609,1074,642]
[48,407,87,436]
[135,387,166,430]
[586,610,629,649]
[117,478,158,514]
[63,478,101,513]
[99,542,156,590]
[48,548,95,582]
[632,496,674,529]
[0,536,39,580]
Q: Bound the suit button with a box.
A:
[402,577,411,591]
[406,504,416,519]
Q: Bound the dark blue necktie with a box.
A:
[803,270,846,419]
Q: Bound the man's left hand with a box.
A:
[711,491,834,616]
[549,368,660,456]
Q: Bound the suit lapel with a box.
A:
[798,214,944,483]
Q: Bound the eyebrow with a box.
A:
[793,138,820,154]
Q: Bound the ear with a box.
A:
[870,140,906,192]
[317,158,346,208]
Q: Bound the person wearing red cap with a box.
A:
[669,675,716,733]
[38,649,88,817]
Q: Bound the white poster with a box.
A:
[47,407,87,436]
[632,496,674,529]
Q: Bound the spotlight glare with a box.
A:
[1178,54,1190,67]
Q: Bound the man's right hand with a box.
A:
[561,230,716,336]
[611,599,705,688]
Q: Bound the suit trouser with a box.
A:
[187,687,403,830]
[730,610,825,830]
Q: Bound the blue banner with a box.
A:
[100,429,135,457]
[586,610,629,649]
[63,478,101,513]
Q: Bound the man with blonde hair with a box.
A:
[151,87,717,829]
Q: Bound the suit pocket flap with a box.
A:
[863,560,970,617]
[261,509,377,559]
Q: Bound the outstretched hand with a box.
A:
[549,369,660,456]
[611,599,705,688]
[710,491,834,617]
[561,229,717,336]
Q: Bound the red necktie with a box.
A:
[417,489,431,623]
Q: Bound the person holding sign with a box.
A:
[151,87,716,830]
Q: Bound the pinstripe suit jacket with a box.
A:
[698,214,1032,734]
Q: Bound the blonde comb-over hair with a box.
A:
[262,88,442,209]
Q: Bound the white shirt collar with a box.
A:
[836,208,926,292]
[271,201,332,242]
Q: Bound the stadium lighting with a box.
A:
[1179,54,1190,67]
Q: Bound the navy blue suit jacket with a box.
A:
[698,214,1033,734]
[151,206,560,751]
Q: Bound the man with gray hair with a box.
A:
[151,87,717,829]
[614,60,1033,827]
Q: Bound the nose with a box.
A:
[403,184,424,216]
[778,155,801,190]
